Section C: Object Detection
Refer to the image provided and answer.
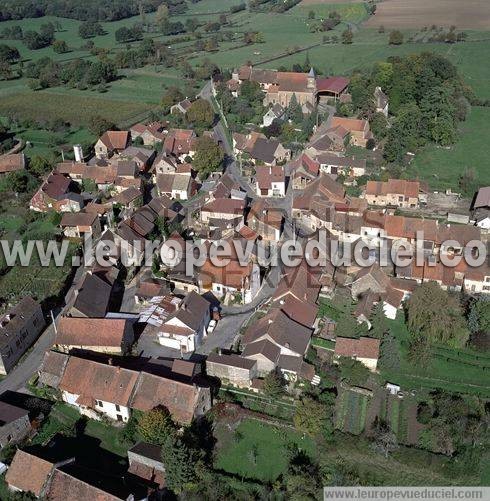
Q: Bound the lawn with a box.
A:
[410,106,490,191]
[214,418,315,482]
[34,402,130,457]
[381,314,490,398]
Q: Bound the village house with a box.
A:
[163,129,197,161]
[233,131,290,166]
[30,172,83,213]
[262,103,285,127]
[153,291,210,353]
[156,169,196,200]
[5,450,61,498]
[130,121,167,145]
[66,272,113,318]
[472,186,490,230]
[247,199,284,242]
[170,98,192,115]
[206,352,258,388]
[5,449,144,499]
[94,130,130,159]
[374,86,389,117]
[292,173,365,232]
[0,297,45,375]
[54,317,135,355]
[128,442,165,488]
[334,336,380,371]
[306,124,348,155]
[200,198,246,226]
[289,153,320,189]
[330,117,372,148]
[363,179,428,208]
[255,165,286,197]
[0,153,25,175]
[0,401,31,448]
[118,146,156,172]
[50,354,137,423]
[271,261,321,329]
[198,255,260,304]
[350,263,414,321]
[113,186,143,209]
[315,153,366,178]
[241,308,313,376]
[60,211,101,239]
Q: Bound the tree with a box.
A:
[7,171,37,194]
[115,27,135,43]
[468,296,490,334]
[0,44,20,63]
[369,302,388,339]
[263,369,286,398]
[155,4,169,28]
[192,136,224,177]
[338,357,371,386]
[88,115,116,137]
[378,332,400,371]
[187,99,215,128]
[286,93,303,124]
[28,155,52,177]
[78,21,104,39]
[389,30,404,45]
[161,434,196,494]
[161,86,184,112]
[342,28,353,44]
[137,406,176,445]
[407,282,469,348]
[52,40,68,54]
[294,396,333,439]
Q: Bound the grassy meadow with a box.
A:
[410,106,490,190]
[214,418,315,482]
[381,315,490,398]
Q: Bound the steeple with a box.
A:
[307,67,316,89]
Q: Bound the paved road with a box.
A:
[0,323,56,393]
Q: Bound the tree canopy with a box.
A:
[407,281,469,348]
[192,136,224,177]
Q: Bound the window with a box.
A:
[116,415,123,421]
[115,404,120,412]
[97,400,103,407]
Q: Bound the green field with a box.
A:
[0,90,153,127]
[381,315,490,397]
[214,418,315,482]
[410,106,490,190]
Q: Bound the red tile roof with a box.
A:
[335,336,380,360]
[316,76,350,94]
[55,317,131,349]
[5,450,53,497]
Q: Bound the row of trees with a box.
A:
[25,56,117,90]
[0,0,165,22]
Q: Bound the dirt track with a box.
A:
[364,0,490,30]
